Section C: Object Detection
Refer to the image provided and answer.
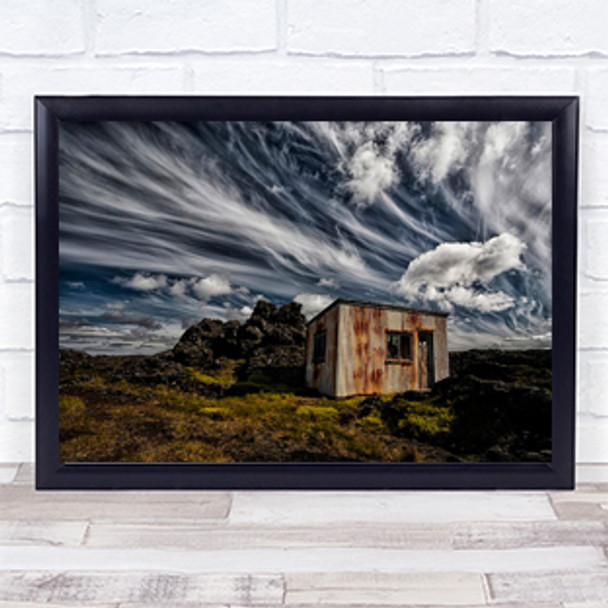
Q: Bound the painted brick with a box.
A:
[581,133,608,207]
[584,217,608,281]
[0,66,186,132]
[193,60,374,93]
[488,0,608,56]
[0,283,33,350]
[0,206,33,281]
[382,66,577,95]
[0,134,32,205]
[579,354,608,418]
[579,293,608,349]
[286,0,476,57]
[0,0,85,56]
[576,414,608,462]
[585,68,608,131]
[95,0,277,55]
[0,351,34,421]
[0,420,32,462]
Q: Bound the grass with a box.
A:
[59,348,552,463]
[59,370,439,463]
[184,360,239,387]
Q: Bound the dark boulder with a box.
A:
[169,299,307,386]
[173,318,237,366]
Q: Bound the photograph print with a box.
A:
[58,118,552,464]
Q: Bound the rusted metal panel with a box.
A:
[305,304,339,397]
[306,300,449,398]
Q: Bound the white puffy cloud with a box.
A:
[116,272,168,291]
[397,233,525,313]
[168,279,189,298]
[191,274,232,302]
[294,293,334,320]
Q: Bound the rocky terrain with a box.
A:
[59,301,552,463]
[61,300,307,396]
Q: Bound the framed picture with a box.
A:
[36,96,578,489]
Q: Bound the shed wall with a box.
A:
[336,304,449,397]
[305,304,339,396]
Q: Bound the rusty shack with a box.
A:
[305,299,449,398]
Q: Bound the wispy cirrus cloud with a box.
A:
[59,120,552,353]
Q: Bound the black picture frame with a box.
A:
[36,95,578,490]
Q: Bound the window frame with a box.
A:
[313,329,327,364]
[385,330,413,364]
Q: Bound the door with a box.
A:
[417,331,434,389]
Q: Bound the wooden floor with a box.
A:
[1,464,608,607]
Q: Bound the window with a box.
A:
[386,331,412,361]
[313,330,327,363]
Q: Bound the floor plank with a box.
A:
[0,521,87,546]
[550,491,608,505]
[4,465,608,607]
[85,522,452,550]
[229,491,557,524]
[488,569,608,603]
[0,572,283,605]
[0,602,119,608]
[452,520,608,549]
[284,572,486,605]
[0,485,231,521]
[1,546,604,574]
[550,500,608,521]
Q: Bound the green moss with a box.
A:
[199,406,231,420]
[184,362,236,387]
[295,405,339,422]
[397,401,454,440]
[59,395,86,416]
[358,413,385,432]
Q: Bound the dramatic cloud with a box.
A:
[168,279,189,298]
[59,120,552,353]
[407,121,551,305]
[115,272,168,291]
[314,122,418,206]
[397,233,525,313]
[410,122,474,183]
[294,293,334,320]
[345,143,398,205]
[191,274,232,302]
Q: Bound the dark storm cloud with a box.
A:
[59,120,552,354]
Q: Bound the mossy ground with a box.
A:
[59,363,453,463]
[59,349,552,463]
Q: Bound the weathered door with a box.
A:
[418,331,434,389]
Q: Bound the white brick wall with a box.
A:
[0,0,606,467]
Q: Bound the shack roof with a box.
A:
[306,298,449,326]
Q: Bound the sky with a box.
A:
[58,120,552,355]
